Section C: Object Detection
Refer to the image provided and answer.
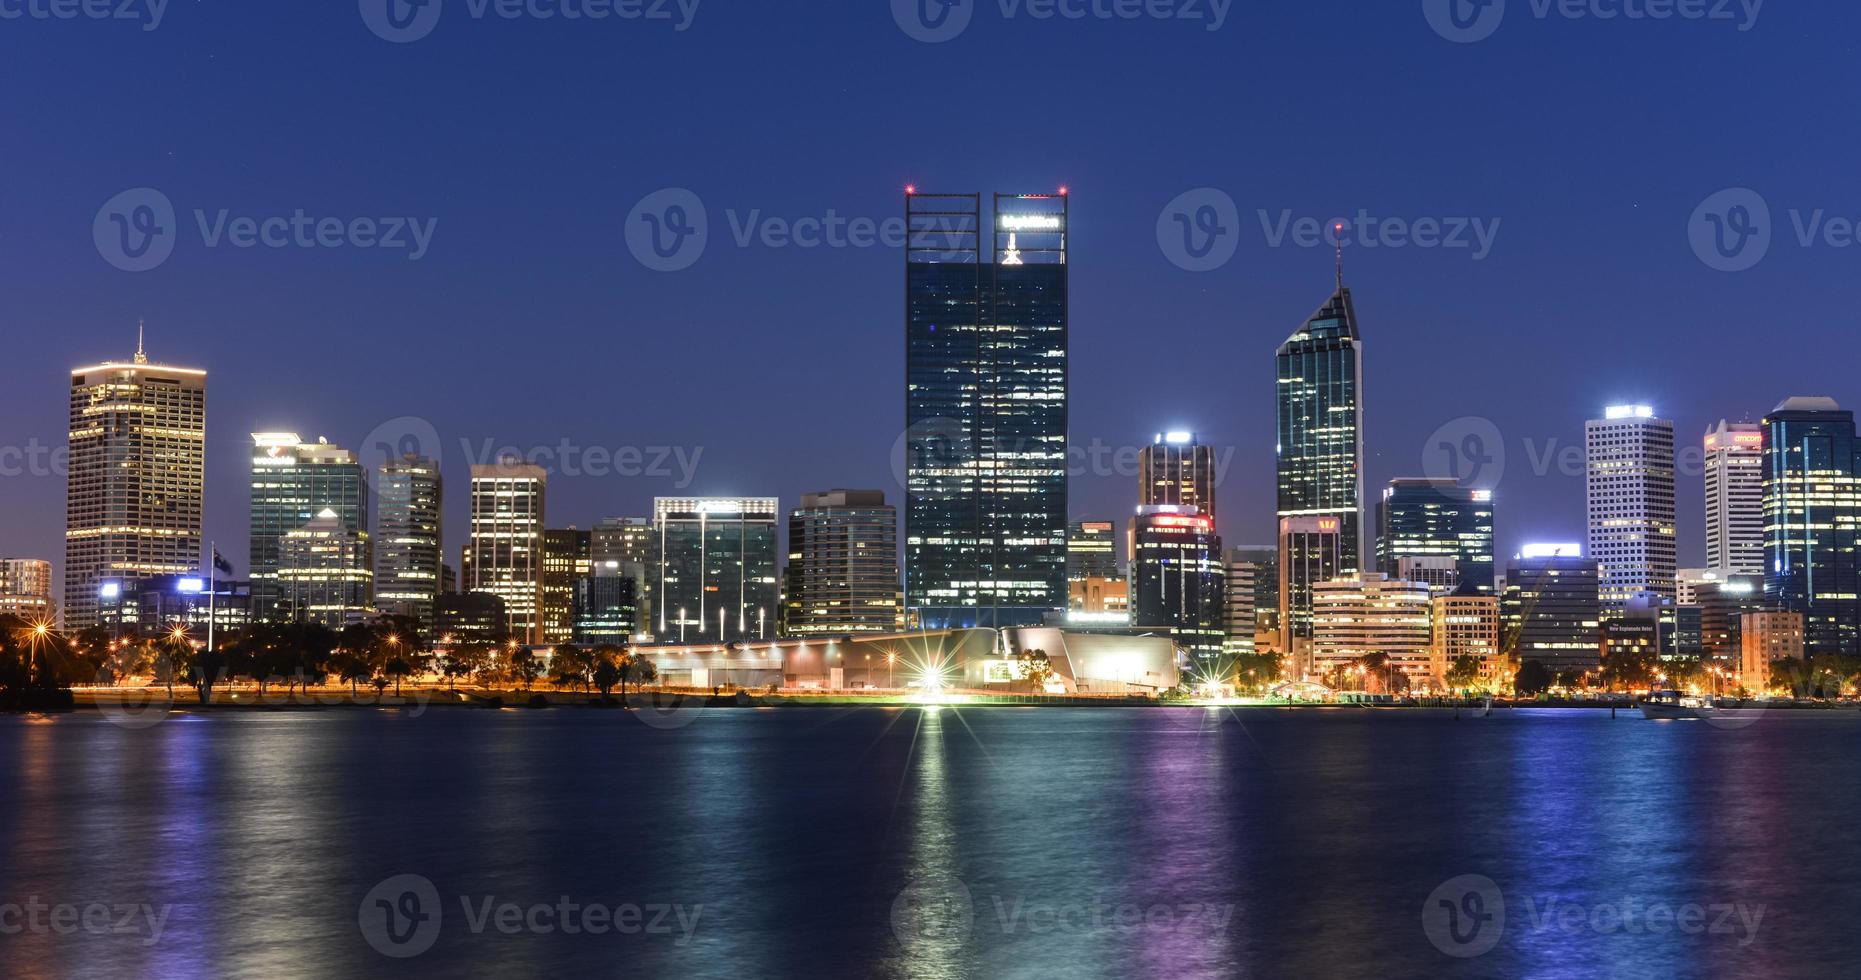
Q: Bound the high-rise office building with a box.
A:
[1140,432,1217,518]
[1278,515,1343,678]
[64,336,206,629]
[1128,505,1225,663]
[1376,479,1495,594]
[1585,406,1677,611]
[0,559,55,622]
[1704,420,1765,575]
[1311,574,1435,689]
[1501,544,1602,679]
[375,454,443,627]
[904,190,1068,629]
[1433,593,1504,688]
[1762,397,1861,656]
[573,564,639,646]
[653,497,780,643]
[1277,276,1365,577]
[249,433,367,623]
[541,528,592,644]
[1066,520,1119,581]
[592,517,654,634]
[469,459,547,644]
[276,509,374,628]
[1739,610,1805,689]
[1222,545,1276,656]
[434,591,507,644]
[785,490,901,635]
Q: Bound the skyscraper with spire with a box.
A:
[65,324,207,629]
[1276,256,1366,578]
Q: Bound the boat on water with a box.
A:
[1638,690,1740,719]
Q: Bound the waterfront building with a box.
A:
[374,454,442,627]
[1739,610,1805,691]
[1128,505,1225,663]
[1311,573,1436,690]
[276,510,374,628]
[1585,406,1677,611]
[1376,479,1494,594]
[592,517,654,634]
[1140,432,1218,518]
[1222,545,1276,656]
[573,565,639,646]
[1704,420,1765,575]
[1068,576,1128,616]
[468,459,547,643]
[1433,592,1504,688]
[1501,544,1602,680]
[1066,520,1119,581]
[64,336,206,629]
[97,573,250,635]
[0,559,55,622]
[250,433,367,622]
[541,528,592,644]
[785,490,901,635]
[433,591,507,644]
[904,190,1068,629]
[653,497,780,643]
[1277,276,1365,575]
[1278,515,1343,677]
[1762,397,1861,656]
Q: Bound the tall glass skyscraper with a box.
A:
[250,433,367,623]
[1375,478,1495,595]
[64,335,207,629]
[375,454,442,627]
[904,190,1068,629]
[1762,397,1861,656]
[1276,280,1364,576]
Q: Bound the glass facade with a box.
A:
[905,191,1068,630]
[1375,479,1495,595]
[542,528,592,644]
[573,572,638,646]
[1501,552,1602,678]
[249,434,367,623]
[1129,506,1225,664]
[1762,398,1861,656]
[1277,286,1364,576]
[375,454,442,627]
[653,497,779,643]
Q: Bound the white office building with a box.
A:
[1585,406,1677,611]
[1703,419,1765,575]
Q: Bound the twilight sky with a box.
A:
[0,0,1853,583]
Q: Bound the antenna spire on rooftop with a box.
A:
[134,319,148,364]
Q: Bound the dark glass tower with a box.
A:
[905,191,1068,629]
[1376,478,1495,594]
[1762,397,1861,656]
[1276,280,1365,576]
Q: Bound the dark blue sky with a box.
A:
[2,0,1854,579]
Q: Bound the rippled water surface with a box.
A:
[1,705,1855,978]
